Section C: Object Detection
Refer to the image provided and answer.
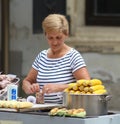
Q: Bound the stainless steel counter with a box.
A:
[0,111,120,124]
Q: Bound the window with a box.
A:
[33,0,66,33]
[85,0,120,26]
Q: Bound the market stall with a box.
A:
[0,110,120,124]
[0,75,120,124]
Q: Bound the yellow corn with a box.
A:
[8,101,18,108]
[90,85,105,92]
[74,91,81,94]
[16,101,33,109]
[77,79,86,86]
[73,84,79,91]
[84,87,89,93]
[79,85,84,91]
[0,101,33,109]
[88,87,93,93]
[81,91,86,94]
[83,80,90,87]
[68,83,76,89]
[64,79,106,95]
[69,90,75,94]
[89,79,102,86]
[0,100,6,108]
[93,89,107,94]
[86,92,92,94]
[64,88,70,92]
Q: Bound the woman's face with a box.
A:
[45,32,68,52]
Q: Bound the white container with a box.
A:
[7,84,18,101]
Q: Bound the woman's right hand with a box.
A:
[22,68,39,94]
[22,82,40,94]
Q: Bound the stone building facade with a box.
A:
[0,0,120,110]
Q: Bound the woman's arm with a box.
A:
[22,68,40,94]
[43,83,69,94]
[73,67,91,80]
[43,67,90,94]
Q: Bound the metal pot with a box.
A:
[63,92,112,116]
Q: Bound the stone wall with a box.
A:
[67,0,120,110]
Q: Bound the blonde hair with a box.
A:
[42,14,69,35]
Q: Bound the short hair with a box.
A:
[42,14,69,35]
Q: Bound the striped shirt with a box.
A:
[32,48,86,104]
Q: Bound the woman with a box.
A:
[22,14,90,104]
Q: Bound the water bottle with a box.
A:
[7,84,18,101]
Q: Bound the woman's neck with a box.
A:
[48,45,71,58]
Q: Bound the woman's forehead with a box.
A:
[46,32,64,36]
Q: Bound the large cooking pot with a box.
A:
[63,92,112,116]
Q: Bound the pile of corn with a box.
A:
[0,100,33,109]
[64,79,107,94]
[49,107,86,117]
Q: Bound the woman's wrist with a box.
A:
[22,79,31,90]
[58,84,68,92]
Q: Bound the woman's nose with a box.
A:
[52,39,58,45]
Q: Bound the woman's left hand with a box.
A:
[43,83,68,94]
[43,83,58,94]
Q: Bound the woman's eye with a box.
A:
[56,36,62,40]
[47,36,62,40]
[48,37,53,40]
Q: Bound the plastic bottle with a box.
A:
[7,84,18,101]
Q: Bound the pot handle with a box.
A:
[99,95,112,102]
[105,95,112,101]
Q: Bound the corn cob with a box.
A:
[8,101,18,108]
[64,79,107,95]
[76,79,86,86]
[49,107,59,115]
[74,91,81,94]
[86,92,92,94]
[0,100,6,108]
[84,87,89,93]
[65,109,75,116]
[68,83,76,89]
[1,100,10,108]
[0,101,33,109]
[16,101,33,109]
[69,90,75,94]
[79,85,84,91]
[89,79,102,86]
[72,84,79,91]
[89,85,105,92]
[64,88,69,92]
[81,91,86,94]
[93,89,107,94]
[83,80,90,87]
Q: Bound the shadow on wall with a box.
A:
[91,69,120,110]
[18,76,30,98]
[9,51,28,98]
[9,51,22,77]
[106,83,120,111]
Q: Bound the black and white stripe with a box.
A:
[32,48,86,104]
